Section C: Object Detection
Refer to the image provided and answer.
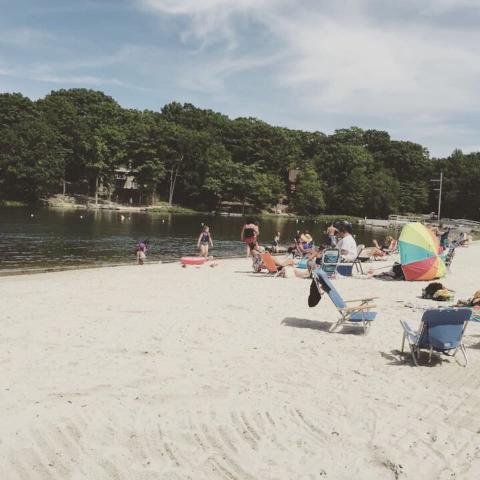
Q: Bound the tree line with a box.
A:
[0,88,479,219]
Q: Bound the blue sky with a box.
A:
[1,0,480,157]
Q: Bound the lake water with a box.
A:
[0,208,383,271]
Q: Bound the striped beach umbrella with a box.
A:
[399,222,446,281]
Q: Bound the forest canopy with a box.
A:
[0,89,479,219]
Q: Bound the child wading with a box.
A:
[197,225,213,259]
[136,240,148,265]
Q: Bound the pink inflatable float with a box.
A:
[180,256,206,266]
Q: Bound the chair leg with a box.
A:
[401,332,406,353]
[455,344,468,367]
[329,321,340,333]
[363,320,370,335]
[410,346,419,366]
[429,347,433,364]
[329,317,345,333]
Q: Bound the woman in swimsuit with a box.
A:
[197,225,213,259]
[241,219,259,257]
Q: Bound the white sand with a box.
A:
[1,244,480,479]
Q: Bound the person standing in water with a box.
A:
[136,240,148,265]
[197,225,213,259]
[325,223,338,247]
[241,219,259,257]
[272,231,281,253]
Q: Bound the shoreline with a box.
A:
[0,252,291,277]
[1,241,476,277]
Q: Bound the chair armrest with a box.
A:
[399,319,418,345]
[344,297,379,303]
[342,304,376,313]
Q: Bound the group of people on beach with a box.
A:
[134,217,472,267]
[133,219,372,266]
[238,219,364,276]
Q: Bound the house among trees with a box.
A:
[288,169,300,192]
[113,164,140,204]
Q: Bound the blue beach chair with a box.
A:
[313,269,378,334]
[400,308,472,366]
[320,248,340,277]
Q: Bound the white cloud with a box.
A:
[416,0,480,13]
[0,63,131,89]
[0,28,55,48]
[136,0,480,155]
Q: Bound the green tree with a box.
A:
[291,164,325,215]
[0,93,64,202]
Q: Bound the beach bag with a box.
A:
[308,279,322,307]
[432,288,453,301]
[422,282,444,299]
[422,282,454,301]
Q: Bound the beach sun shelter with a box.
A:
[399,223,446,281]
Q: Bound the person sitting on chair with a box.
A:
[299,230,314,253]
[371,235,396,256]
[336,225,357,262]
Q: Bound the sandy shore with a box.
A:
[1,244,480,479]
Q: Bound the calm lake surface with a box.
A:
[0,207,384,271]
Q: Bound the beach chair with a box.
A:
[260,252,283,276]
[442,239,459,271]
[320,248,340,277]
[352,244,367,274]
[313,269,378,334]
[400,308,471,366]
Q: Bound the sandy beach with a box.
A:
[1,244,480,479]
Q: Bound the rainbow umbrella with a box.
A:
[399,223,446,281]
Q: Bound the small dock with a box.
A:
[362,215,480,232]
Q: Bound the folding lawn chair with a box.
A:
[400,308,471,366]
[351,244,367,274]
[442,239,460,271]
[313,269,378,334]
[260,252,283,277]
[320,248,340,277]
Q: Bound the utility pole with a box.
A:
[430,171,443,223]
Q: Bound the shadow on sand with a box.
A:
[281,317,364,335]
[381,349,446,367]
[281,317,331,332]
